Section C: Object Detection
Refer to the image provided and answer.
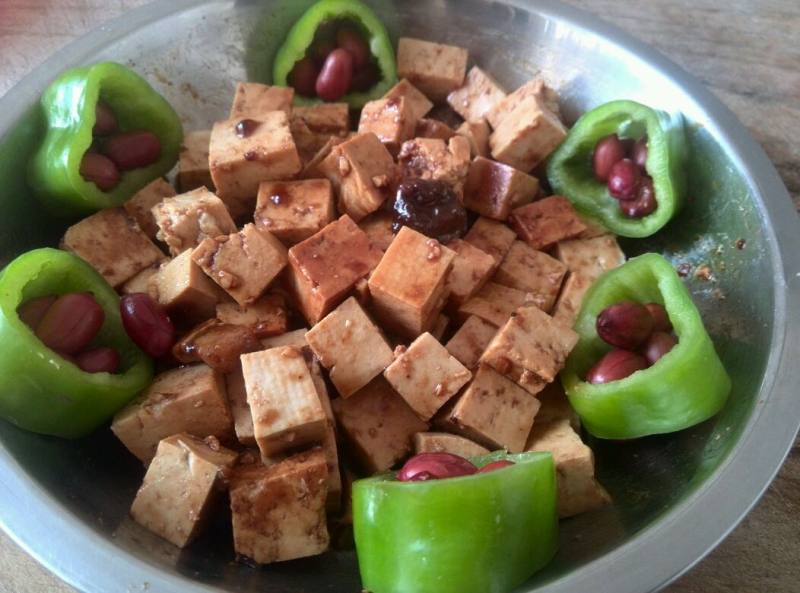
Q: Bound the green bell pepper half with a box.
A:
[352,451,558,593]
[272,0,397,108]
[547,100,687,238]
[0,248,153,438]
[29,62,183,217]
[562,253,730,439]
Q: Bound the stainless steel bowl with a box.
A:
[1,1,799,592]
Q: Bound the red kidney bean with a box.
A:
[103,130,162,171]
[17,296,57,330]
[289,57,320,97]
[642,332,677,365]
[397,452,478,482]
[336,27,370,69]
[607,158,641,200]
[120,293,175,358]
[315,48,354,102]
[586,349,648,385]
[477,460,516,473]
[36,293,105,355]
[632,136,648,169]
[311,40,337,67]
[351,61,380,93]
[79,152,120,192]
[592,134,626,182]
[620,176,658,218]
[75,347,121,374]
[93,101,119,136]
[596,302,655,349]
[644,303,672,332]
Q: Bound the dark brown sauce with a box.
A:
[391,179,467,243]
[235,119,260,138]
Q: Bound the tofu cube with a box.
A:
[415,117,456,140]
[306,356,343,512]
[447,66,507,122]
[124,178,176,241]
[456,119,491,158]
[463,157,539,220]
[192,224,287,306]
[216,293,288,338]
[397,37,468,102]
[229,82,293,118]
[293,104,350,136]
[62,208,164,288]
[535,381,580,430]
[463,216,517,271]
[358,210,396,252]
[384,332,472,420]
[230,449,329,564]
[152,187,237,256]
[553,235,626,281]
[384,78,434,122]
[177,130,214,192]
[120,262,162,301]
[494,241,568,313]
[397,136,471,195]
[154,250,221,322]
[486,77,561,129]
[254,179,335,245]
[458,281,531,328]
[368,226,456,338]
[306,297,394,397]
[510,195,587,250]
[111,364,233,462]
[358,97,416,153]
[300,135,347,180]
[444,239,495,309]
[130,433,237,547]
[172,319,262,373]
[413,432,489,457]
[552,273,591,327]
[431,313,450,341]
[445,315,498,369]
[226,367,255,446]
[353,277,371,306]
[332,377,428,473]
[260,327,308,350]
[489,97,567,171]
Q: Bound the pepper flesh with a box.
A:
[547,100,687,238]
[352,451,558,593]
[29,62,183,216]
[0,248,153,438]
[561,253,730,439]
[272,0,397,108]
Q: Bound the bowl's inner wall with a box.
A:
[0,1,772,591]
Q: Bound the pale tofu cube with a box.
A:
[305,356,342,512]
[62,208,164,288]
[445,315,498,369]
[445,365,540,452]
[458,281,531,327]
[415,117,456,140]
[293,104,350,136]
[230,449,329,563]
[358,97,416,153]
[486,77,561,129]
[192,224,287,306]
[154,250,221,322]
[444,239,495,308]
[384,78,434,121]
[291,116,323,163]
[152,187,237,256]
[536,382,580,430]
[254,179,335,245]
[447,66,507,122]
[260,328,308,349]
[576,215,610,239]
[397,136,471,195]
[216,293,288,338]
[229,82,293,118]
[431,313,450,341]
[130,433,237,547]
[226,367,255,446]
[463,157,539,220]
[120,262,161,301]
[494,241,568,313]
[464,216,517,271]
[300,135,348,180]
[456,119,490,158]
[172,319,262,373]
[306,297,394,397]
[510,195,587,250]
[397,37,468,102]
[353,277,371,306]
[177,130,214,192]
[414,432,489,457]
[553,235,626,280]
[124,178,176,241]
[552,273,591,327]
[368,226,456,338]
[358,210,396,252]
[489,97,567,171]
[332,377,428,473]
[111,364,233,462]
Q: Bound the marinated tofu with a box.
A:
[358,97,416,154]
[493,241,568,313]
[510,195,587,250]
[447,66,507,122]
[260,327,309,349]
[445,315,498,370]
[458,281,532,327]
[397,37,468,102]
[154,249,222,323]
[358,210,396,253]
[456,119,491,158]
[413,432,490,457]
[120,262,161,301]
[463,216,517,271]
[535,381,580,430]
[397,136,471,195]
[463,157,539,220]
[229,82,294,118]
[384,78,434,122]
[254,179,336,245]
[216,293,288,338]
[124,177,176,241]
[415,117,457,140]
[172,319,262,373]
[177,130,214,192]
[486,77,561,129]
[225,367,256,446]
[444,239,495,309]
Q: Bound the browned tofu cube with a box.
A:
[353,277,371,306]
[358,97,416,153]
[535,381,580,429]
[253,179,335,245]
[576,215,610,239]
[554,235,626,280]
[332,377,428,473]
[444,239,495,309]
[445,365,540,452]
[510,196,587,250]
[494,241,568,313]
[300,135,348,180]
[431,313,450,341]
[456,119,490,158]
[384,78,434,122]
[120,262,162,301]
[552,274,590,327]
[368,226,456,338]
[447,66,507,122]
[154,250,222,322]
[230,449,329,563]
[463,157,539,220]
[152,187,237,256]
[384,332,472,420]
[397,37,468,102]
[192,224,287,306]
[318,133,396,221]
[177,130,214,192]
[130,433,237,547]
[445,315,498,369]
[62,208,164,288]
[260,328,308,350]
[111,364,233,462]
[172,319,262,373]
[464,216,517,271]
[415,117,456,140]
[414,432,489,457]
[287,215,383,324]
[358,210,396,252]
[229,82,293,118]
[490,96,567,172]
[124,178,176,241]
[293,104,350,136]
[397,136,471,195]
[216,293,288,338]
[458,281,531,327]
[306,297,394,397]
[486,77,561,129]
[225,367,255,446]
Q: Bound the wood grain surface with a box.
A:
[0,1,798,592]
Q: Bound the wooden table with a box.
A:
[1,1,798,592]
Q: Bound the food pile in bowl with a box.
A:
[0,1,731,591]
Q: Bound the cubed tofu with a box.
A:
[318,133,397,221]
[397,136,471,195]
[192,224,287,306]
[447,66,507,122]
[209,113,302,217]
[130,433,237,547]
[300,135,348,180]
[489,97,567,171]
[553,235,626,280]
[535,381,580,430]
[458,281,531,327]
[229,82,293,118]
[120,262,162,301]
[415,117,457,140]
[463,157,539,220]
[154,249,221,322]
[124,178,176,241]
[397,37,468,102]
[358,210,396,252]
[306,297,394,397]
[444,239,495,309]
[445,365,540,452]
[230,449,329,564]
[253,179,335,246]
[287,215,383,324]
[292,116,324,163]
[358,97,416,154]
[445,315,498,369]
[353,277,371,306]
[368,226,456,338]
[576,215,610,239]
[486,77,561,129]
[172,319,262,373]
[177,130,214,192]
[332,377,428,473]
[111,364,233,463]
[216,293,288,338]
[293,104,350,136]
[431,313,450,341]
[152,187,237,257]
[62,208,164,288]
[226,367,255,446]
[510,195,587,250]
[552,273,591,327]
[260,327,308,349]
[456,119,491,158]
[240,346,328,458]
[413,432,490,457]
[494,241,568,313]
[463,216,517,271]
[384,78,434,122]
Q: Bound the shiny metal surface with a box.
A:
[0,1,799,592]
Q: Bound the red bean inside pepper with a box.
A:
[75,346,121,374]
[596,302,655,350]
[80,153,121,192]
[642,331,677,365]
[620,176,658,218]
[607,158,641,201]
[645,303,672,332]
[35,293,105,355]
[93,101,119,136]
[17,295,57,329]
[477,460,516,473]
[103,130,162,171]
[289,57,321,97]
[336,27,371,70]
[315,48,354,101]
[397,452,478,481]
[586,349,648,385]
[592,134,626,182]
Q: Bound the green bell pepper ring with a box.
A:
[352,451,558,593]
[562,253,730,439]
[273,0,397,109]
[547,100,687,238]
[0,248,153,438]
[29,62,183,217]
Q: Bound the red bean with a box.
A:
[644,303,672,332]
[642,332,677,365]
[607,158,641,200]
[36,293,105,355]
[79,153,120,192]
[632,137,648,170]
[596,302,655,349]
[289,57,320,97]
[336,27,370,70]
[477,460,516,473]
[17,296,56,329]
[120,293,175,358]
[315,48,354,102]
[620,176,658,218]
[397,452,477,482]
[103,130,162,171]
[93,101,119,136]
[75,347,121,374]
[586,349,648,385]
[311,40,337,67]
[351,61,380,93]
[592,134,626,182]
